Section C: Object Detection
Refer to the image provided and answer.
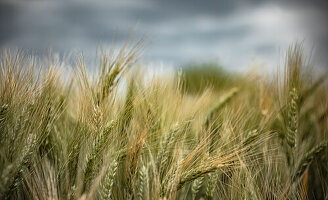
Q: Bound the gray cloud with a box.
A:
[0,0,327,71]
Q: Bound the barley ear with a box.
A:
[0,104,8,127]
[292,141,328,182]
[84,121,115,189]
[136,165,147,200]
[205,87,239,127]
[300,72,328,104]
[100,159,118,200]
[286,87,299,148]
[191,176,204,200]
[242,129,260,148]
[205,173,216,200]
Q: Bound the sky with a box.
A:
[0,0,328,71]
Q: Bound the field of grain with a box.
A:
[0,42,327,200]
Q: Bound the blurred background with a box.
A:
[0,0,328,72]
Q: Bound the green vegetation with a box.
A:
[0,42,327,200]
[180,63,235,94]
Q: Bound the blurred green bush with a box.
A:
[180,63,236,94]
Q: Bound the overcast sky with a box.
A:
[0,0,328,71]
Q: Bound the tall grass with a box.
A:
[0,42,327,200]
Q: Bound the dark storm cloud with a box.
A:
[0,3,17,44]
[0,0,327,70]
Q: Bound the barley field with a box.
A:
[0,42,327,200]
